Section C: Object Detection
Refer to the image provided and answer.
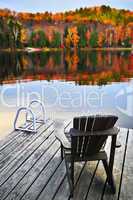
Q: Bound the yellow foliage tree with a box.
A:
[71,27,80,48]
[20,28,28,43]
[65,28,72,48]
[65,26,80,48]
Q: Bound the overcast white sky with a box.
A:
[0,0,132,13]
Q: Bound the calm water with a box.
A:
[0,50,133,85]
[0,50,133,137]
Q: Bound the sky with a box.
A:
[0,0,132,13]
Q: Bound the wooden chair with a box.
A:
[55,115,119,197]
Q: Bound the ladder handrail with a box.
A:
[14,107,37,132]
[27,100,45,123]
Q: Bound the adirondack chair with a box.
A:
[54,115,119,197]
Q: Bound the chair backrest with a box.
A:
[71,115,118,158]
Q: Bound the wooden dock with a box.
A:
[0,119,132,200]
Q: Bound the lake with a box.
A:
[0,50,133,139]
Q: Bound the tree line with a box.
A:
[0,5,133,50]
[0,5,133,26]
[29,24,132,48]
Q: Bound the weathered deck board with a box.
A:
[4,142,61,200]
[0,123,41,162]
[83,137,113,200]
[0,119,50,157]
[0,119,53,171]
[119,129,133,200]
[0,121,132,200]
[86,161,106,200]
[53,162,86,200]
[102,128,128,200]
[19,149,63,200]
[0,122,36,151]
[0,134,57,197]
[37,160,66,200]
[0,125,55,188]
[74,161,99,200]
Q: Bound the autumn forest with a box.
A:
[0,5,133,50]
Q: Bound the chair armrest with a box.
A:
[55,130,71,149]
[69,127,120,137]
[54,121,71,149]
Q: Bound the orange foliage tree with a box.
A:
[98,32,105,47]
[71,27,80,48]
[114,26,125,46]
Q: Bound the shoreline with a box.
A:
[0,47,133,53]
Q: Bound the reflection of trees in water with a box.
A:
[29,51,62,69]
[0,50,132,85]
[29,52,50,68]
[0,52,24,84]
[52,51,61,66]
[65,50,79,72]
[78,50,88,71]
[88,51,97,72]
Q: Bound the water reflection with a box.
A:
[0,50,133,85]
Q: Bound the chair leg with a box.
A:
[64,153,74,197]
[70,160,74,197]
[102,159,116,194]
[71,160,74,183]
[61,143,64,160]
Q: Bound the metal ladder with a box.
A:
[14,100,45,133]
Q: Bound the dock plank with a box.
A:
[0,122,36,151]
[0,120,53,171]
[53,162,86,200]
[85,161,105,200]
[0,123,41,162]
[2,141,60,200]
[20,149,62,200]
[2,119,70,178]
[0,124,28,148]
[83,138,112,200]
[119,129,133,200]
[74,161,99,200]
[37,160,66,200]
[75,137,112,200]
[0,122,55,186]
[102,128,128,200]
[19,120,72,200]
[0,121,131,200]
